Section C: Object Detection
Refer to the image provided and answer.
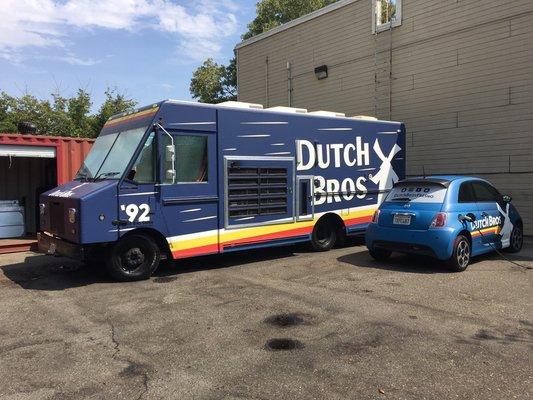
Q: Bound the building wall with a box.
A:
[237,0,533,234]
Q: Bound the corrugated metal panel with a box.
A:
[0,133,94,184]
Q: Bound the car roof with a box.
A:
[396,175,488,187]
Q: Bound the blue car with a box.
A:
[365,176,524,271]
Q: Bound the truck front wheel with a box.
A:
[106,234,160,281]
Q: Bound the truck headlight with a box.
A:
[68,208,77,224]
[39,203,46,216]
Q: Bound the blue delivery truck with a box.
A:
[38,100,405,281]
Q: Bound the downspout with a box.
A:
[265,56,269,107]
[287,61,292,106]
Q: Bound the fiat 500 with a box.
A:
[365,176,523,271]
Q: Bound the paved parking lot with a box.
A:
[0,239,531,400]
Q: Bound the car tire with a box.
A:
[447,235,471,272]
[506,225,523,253]
[106,234,160,281]
[310,219,337,251]
[369,248,392,261]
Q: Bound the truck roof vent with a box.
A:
[349,115,378,121]
[266,106,308,114]
[218,101,264,110]
[308,110,346,118]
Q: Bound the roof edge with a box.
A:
[235,0,358,50]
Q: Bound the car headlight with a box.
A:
[68,208,77,224]
[39,203,46,216]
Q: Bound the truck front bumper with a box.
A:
[38,232,85,261]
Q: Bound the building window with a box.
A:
[372,0,402,33]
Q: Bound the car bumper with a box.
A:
[365,223,455,260]
[38,232,85,261]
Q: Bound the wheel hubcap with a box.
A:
[122,247,145,271]
[457,240,470,268]
[316,225,331,244]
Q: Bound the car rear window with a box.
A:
[385,184,447,203]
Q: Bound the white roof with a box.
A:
[235,0,357,49]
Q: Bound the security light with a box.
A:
[314,65,328,80]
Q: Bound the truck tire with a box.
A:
[446,235,471,272]
[310,219,337,251]
[505,225,523,253]
[106,234,160,281]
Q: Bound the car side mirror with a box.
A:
[502,195,512,203]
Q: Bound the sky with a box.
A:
[0,0,257,110]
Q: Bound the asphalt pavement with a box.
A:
[0,239,531,400]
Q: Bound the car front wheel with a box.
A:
[447,235,471,272]
[506,225,523,253]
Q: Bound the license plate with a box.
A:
[393,214,411,225]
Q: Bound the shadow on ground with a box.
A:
[1,244,304,291]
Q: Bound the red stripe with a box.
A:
[222,225,313,248]
[344,215,373,226]
[172,243,219,259]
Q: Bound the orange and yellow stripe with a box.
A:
[104,106,159,128]
[471,225,500,238]
[167,207,375,259]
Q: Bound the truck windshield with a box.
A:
[76,126,148,180]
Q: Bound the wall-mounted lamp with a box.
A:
[314,65,328,80]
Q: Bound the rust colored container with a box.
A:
[0,133,94,184]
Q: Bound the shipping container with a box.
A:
[0,133,93,248]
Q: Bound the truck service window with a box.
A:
[164,135,208,183]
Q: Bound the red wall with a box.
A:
[0,133,94,184]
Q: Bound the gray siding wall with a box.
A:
[237,0,533,234]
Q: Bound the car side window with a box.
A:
[458,182,476,203]
[472,181,501,203]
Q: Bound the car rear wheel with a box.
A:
[310,219,337,251]
[506,225,523,253]
[447,235,471,272]
[106,234,160,281]
[369,248,392,261]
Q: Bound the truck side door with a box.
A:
[159,130,218,259]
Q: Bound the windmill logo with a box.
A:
[370,139,402,204]
[496,202,514,247]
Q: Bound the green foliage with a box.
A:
[243,0,339,40]
[0,88,136,138]
[190,58,237,104]
[190,0,338,104]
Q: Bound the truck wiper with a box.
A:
[94,172,120,180]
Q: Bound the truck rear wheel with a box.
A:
[310,219,337,251]
[106,234,160,281]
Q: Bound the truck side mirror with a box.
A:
[166,169,176,182]
[165,145,175,162]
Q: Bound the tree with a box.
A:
[190,0,339,103]
[190,58,237,104]
[243,0,339,39]
[92,88,137,137]
[0,88,136,138]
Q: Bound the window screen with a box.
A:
[227,167,288,218]
[164,135,208,183]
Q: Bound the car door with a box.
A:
[117,130,158,237]
[457,181,485,253]
[471,181,503,249]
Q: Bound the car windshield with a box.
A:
[385,183,448,203]
[76,125,148,180]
